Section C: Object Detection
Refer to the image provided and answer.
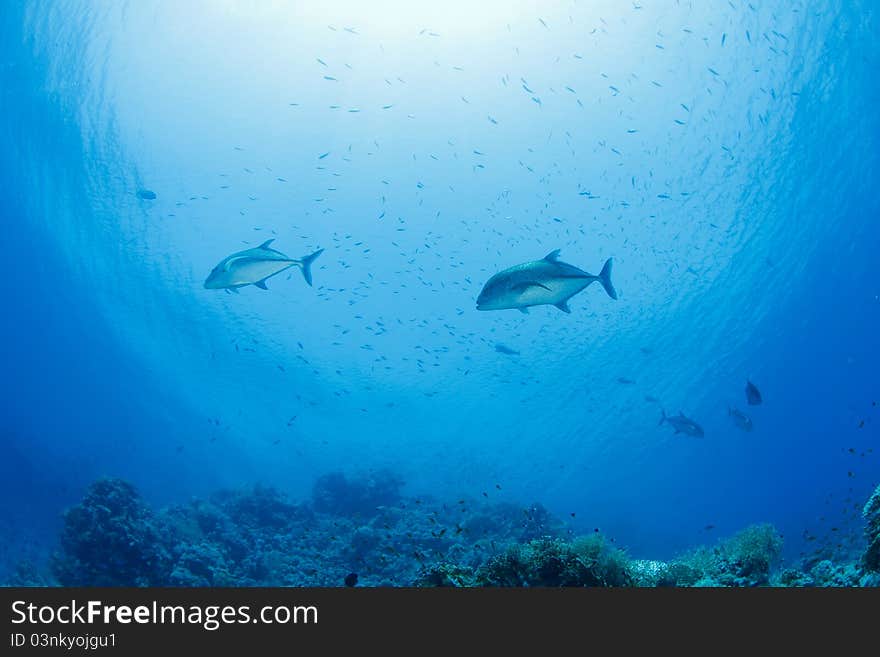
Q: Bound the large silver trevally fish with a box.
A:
[204,239,323,291]
[476,250,617,313]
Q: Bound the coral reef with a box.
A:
[633,560,701,587]
[414,562,479,588]
[862,484,880,572]
[51,478,171,586]
[6,474,880,587]
[476,534,632,587]
[37,472,573,587]
[665,524,783,587]
[415,534,631,588]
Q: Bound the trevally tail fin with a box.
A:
[299,248,324,286]
[597,258,617,300]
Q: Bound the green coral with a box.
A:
[723,523,783,579]
[671,524,783,587]
[414,563,478,587]
[476,534,632,587]
[656,562,702,587]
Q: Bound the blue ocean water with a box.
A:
[1,1,878,583]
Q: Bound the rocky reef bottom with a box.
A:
[5,473,880,587]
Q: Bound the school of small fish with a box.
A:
[163,6,795,452]
[126,4,875,563]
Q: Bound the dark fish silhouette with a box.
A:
[344,572,358,587]
[728,407,754,432]
[745,380,763,405]
[659,410,704,437]
[494,343,519,355]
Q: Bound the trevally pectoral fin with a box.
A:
[519,307,529,314]
[255,280,269,290]
[554,300,571,313]
[511,281,551,293]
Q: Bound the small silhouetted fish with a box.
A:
[644,395,659,403]
[704,524,715,531]
[728,407,753,432]
[344,573,358,587]
[745,380,763,405]
[659,410,704,437]
[495,343,519,355]
[617,377,635,385]
[137,189,157,200]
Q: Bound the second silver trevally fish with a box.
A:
[204,240,323,292]
[476,250,617,313]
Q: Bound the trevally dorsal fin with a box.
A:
[512,281,551,293]
[543,249,561,262]
[258,239,276,250]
